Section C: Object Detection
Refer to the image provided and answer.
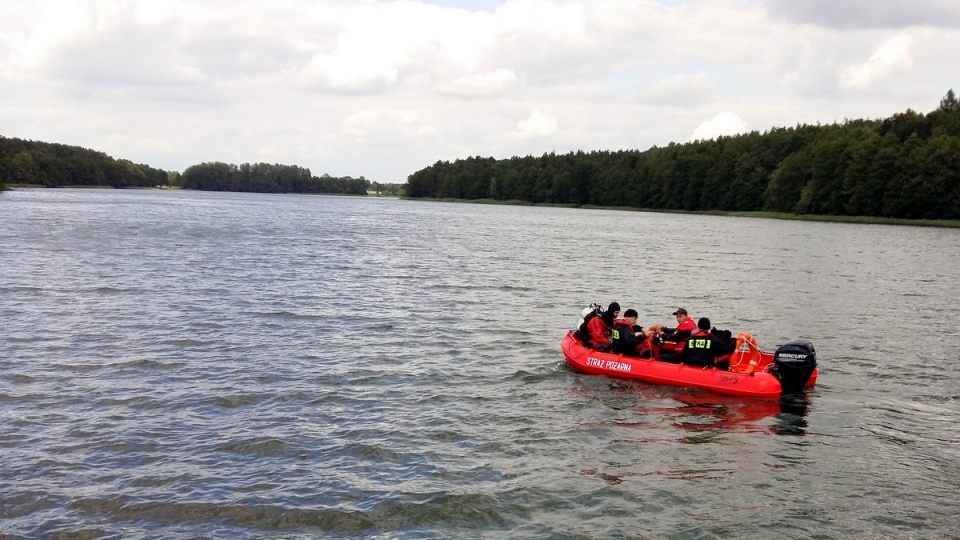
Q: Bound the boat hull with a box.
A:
[561,331,817,400]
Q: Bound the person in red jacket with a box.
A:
[658,307,697,343]
[587,302,619,351]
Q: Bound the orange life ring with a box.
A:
[732,332,761,374]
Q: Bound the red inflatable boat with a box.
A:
[561,330,818,400]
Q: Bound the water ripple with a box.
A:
[3,190,960,538]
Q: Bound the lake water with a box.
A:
[2,188,960,539]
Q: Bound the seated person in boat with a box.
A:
[654,307,697,344]
[573,304,601,346]
[681,317,733,369]
[584,301,620,351]
[611,308,657,357]
[574,303,602,338]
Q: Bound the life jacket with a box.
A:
[662,317,697,345]
[611,320,644,354]
[676,317,697,332]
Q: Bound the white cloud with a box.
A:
[298,7,408,92]
[838,33,914,91]
[435,68,517,96]
[1,1,90,73]
[297,1,499,93]
[130,0,175,26]
[509,109,560,138]
[688,111,748,141]
[496,0,587,40]
[643,72,714,106]
[342,109,436,138]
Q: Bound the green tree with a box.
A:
[939,89,959,111]
[795,130,849,215]
[721,151,766,211]
[929,89,960,138]
[842,130,884,216]
[764,151,811,212]
[882,134,925,218]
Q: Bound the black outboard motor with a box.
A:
[772,340,817,392]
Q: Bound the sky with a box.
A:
[1,0,958,184]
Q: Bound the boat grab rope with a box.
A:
[732,332,761,374]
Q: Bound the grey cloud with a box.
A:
[182,31,314,78]
[44,27,192,87]
[640,73,715,107]
[43,18,315,90]
[765,0,960,29]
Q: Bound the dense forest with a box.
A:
[0,136,168,190]
[179,162,370,195]
[0,136,385,195]
[407,91,960,220]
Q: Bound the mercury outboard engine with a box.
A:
[772,340,817,392]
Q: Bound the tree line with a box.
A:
[406,91,960,220]
[0,136,375,195]
[178,162,369,195]
[0,136,168,190]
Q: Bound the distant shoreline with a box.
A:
[4,184,366,195]
[403,197,960,229]
[7,185,956,228]
[6,184,169,190]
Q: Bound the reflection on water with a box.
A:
[585,378,811,438]
[775,392,811,436]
